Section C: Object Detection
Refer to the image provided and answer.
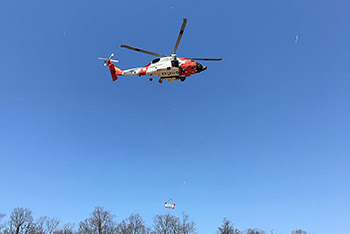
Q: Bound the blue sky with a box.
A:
[1,0,350,233]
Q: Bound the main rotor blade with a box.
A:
[121,45,166,57]
[189,58,223,61]
[173,18,187,54]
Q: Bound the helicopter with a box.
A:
[99,18,222,83]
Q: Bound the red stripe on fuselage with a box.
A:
[139,63,151,76]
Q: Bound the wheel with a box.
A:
[158,79,163,83]
[149,77,153,81]
[180,77,186,82]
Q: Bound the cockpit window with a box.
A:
[152,58,160,64]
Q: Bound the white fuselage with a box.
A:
[121,56,186,78]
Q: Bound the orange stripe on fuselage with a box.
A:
[179,59,197,77]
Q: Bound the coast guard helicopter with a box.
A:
[99,18,222,83]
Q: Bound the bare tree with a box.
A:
[78,207,116,234]
[178,213,196,234]
[33,216,60,234]
[116,213,150,234]
[8,207,33,234]
[34,216,46,234]
[152,213,196,234]
[152,214,177,234]
[46,217,60,234]
[246,229,265,234]
[116,220,128,234]
[292,230,306,234]
[153,213,177,234]
[54,223,76,234]
[0,213,6,232]
[217,218,241,234]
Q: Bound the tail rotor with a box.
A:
[98,53,119,66]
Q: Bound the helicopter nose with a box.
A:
[196,63,207,73]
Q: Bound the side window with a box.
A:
[171,60,179,67]
[152,58,160,64]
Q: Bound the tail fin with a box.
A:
[106,60,123,82]
[99,53,123,81]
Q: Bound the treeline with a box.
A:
[0,207,307,234]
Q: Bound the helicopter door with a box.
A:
[171,60,179,67]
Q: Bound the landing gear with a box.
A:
[180,77,186,82]
[158,79,163,83]
[149,76,153,81]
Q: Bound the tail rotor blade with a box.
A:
[173,18,187,54]
[98,57,108,66]
[98,53,118,66]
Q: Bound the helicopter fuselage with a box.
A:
[116,56,206,82]
[121,56,206,78]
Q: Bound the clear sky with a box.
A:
[1,0,350,233]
